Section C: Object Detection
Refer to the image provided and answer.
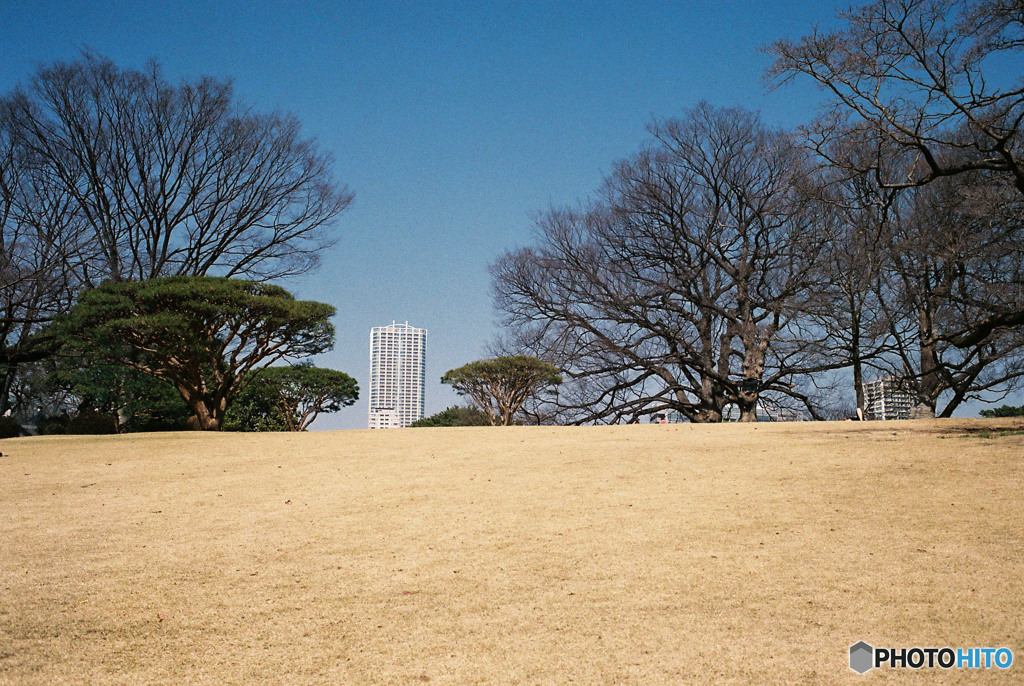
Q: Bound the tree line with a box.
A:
[4,1,1022,430]
[491,0,1024,423]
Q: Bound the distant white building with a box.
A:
[862,376,915,420]
[368,322,427,429]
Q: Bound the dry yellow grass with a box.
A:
[1,419,1021,684]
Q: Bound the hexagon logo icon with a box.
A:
[849,641,874,674]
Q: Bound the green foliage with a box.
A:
[410,405,491,427]
[224,364,358,431]
[223,384,289,432]
[48,361,191,432]
[58,276,335,430]
[441,356,562,426]
[979,405,1024,418]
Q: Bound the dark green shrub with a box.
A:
[38,415,69,435]
[0,417,25,438]
[411,406,491,427]
[47,361,192,433]
[979,405,1024,418]
[65,410,117,435]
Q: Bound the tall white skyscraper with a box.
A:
[368,322,427,429]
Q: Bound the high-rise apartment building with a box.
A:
[861,376,915,420]
[368,322,427,429]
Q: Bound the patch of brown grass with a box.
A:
[1,419,1021,684]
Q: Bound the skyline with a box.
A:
[4,2,1013,426]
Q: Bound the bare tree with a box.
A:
[0,102,84,413]
[769,0,1024,190]
[804,157,901,416]
[871,173,1024,416]
[768,0,1024,336]
[3,51,352,285]
[493,105,840,423]
[0,53,352,414]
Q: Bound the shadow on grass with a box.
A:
[938,425,1024,440]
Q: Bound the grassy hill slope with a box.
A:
[1,420,1021,684]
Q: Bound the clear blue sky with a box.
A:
[8,0,957,428]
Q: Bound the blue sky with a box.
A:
[4,0,944,428]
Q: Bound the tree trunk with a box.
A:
[694,407,723,423]
[937,399,959,418]
[695,374,726,423]
[909,396,937,419]
[0,364,16,415]
[852,359,865,419]
[179,387,222,430]
[850,310,866,418]
[737,394,758,422]
[913,358,942,421]
[735,300,767,423]
[913,309,941,420]
[192,405,221,430]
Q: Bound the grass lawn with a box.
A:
[1,419,1021,684]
